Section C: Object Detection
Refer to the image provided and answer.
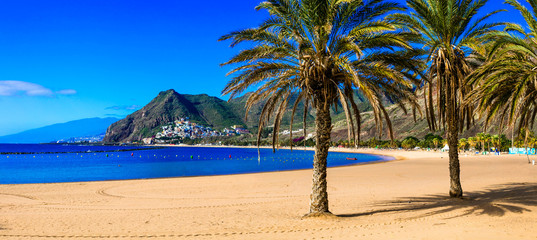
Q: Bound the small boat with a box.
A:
[346,157,357,160]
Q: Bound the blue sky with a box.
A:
[0,0,529,136]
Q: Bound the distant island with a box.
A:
[0,117,119,144]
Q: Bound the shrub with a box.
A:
[401,138,418,149]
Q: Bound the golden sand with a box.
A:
[1,149,536,239]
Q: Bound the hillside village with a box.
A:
[149,117,250,144]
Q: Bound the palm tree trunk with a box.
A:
[303,100,308,149]
[308,101,332,215]
[446,77,463,198]
[448,127,462,197]
[525,129,530,164]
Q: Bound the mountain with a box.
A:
[227,92,316,129]
[103,89,384,143]
[0,117,119,144]
[226,91,373,130]
[329,93,537,142]
[104,88,527,145]
[103,89,245,143]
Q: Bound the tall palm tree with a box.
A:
[459,138,469,151]
[476,132,486,153]
[220,0,420,216]
[491,134,500,152]
[467,0,537,158]
[432,137,439,149]
[391,0,504,197]
[529,137,537,156]
[484,133,491,153]
[468,136,478,150]
[476,133,487,153]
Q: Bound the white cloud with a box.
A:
[0,81,76,97]
[56,89,77,95]
[105,105,141,111]
[0,81,53,96]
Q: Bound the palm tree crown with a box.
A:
[467,0,537,137]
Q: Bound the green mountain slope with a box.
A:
[103,89,245,143]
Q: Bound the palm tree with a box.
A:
[530,137,537,149]
[467,0,537,161]
[459,138,469,152]
[491,134,500,153]
[466,0,537,160]
[476,132,485,153]
[468,136,478,151]
[391,0,504,197]
[432,137,440,150]
[484,133,491,154]
[220,0,420,216]
[529,137,537,159]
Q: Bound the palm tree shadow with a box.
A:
[338,182,537,219]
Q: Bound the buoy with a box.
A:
[106,154,109,157]
[229,154,232,158]
[131,153,134,156]
[190,155,193,159]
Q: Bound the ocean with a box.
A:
[0,144,393,184]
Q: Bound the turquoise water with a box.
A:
[0,144,393,184]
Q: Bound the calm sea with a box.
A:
[0,144,393,184]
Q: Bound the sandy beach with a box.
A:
[1,149,537,239]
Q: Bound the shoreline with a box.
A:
[154,143,440,160]
[2,145,399,186]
